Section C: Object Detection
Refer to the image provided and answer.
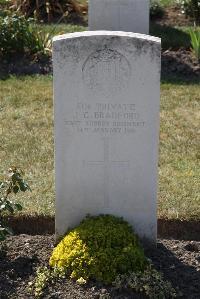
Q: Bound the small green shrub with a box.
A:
[113,267,177,299]
[0,13,52,57]
[0,14,36,56]
[50,215,147,284]
[28,266,65,298]
[150,0,165,20]
[177,0,200,25]
[0,167,31,241]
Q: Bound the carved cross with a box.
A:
[85,137,129,208]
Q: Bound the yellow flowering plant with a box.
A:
[50,215,148,284]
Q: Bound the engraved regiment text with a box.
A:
[65,102,145,135]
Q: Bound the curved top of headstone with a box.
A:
[53,31,160,45]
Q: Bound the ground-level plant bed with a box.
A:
[0,234,199,298]
[161,48,200,80]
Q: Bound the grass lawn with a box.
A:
[0,76,199,220]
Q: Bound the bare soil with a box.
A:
[161,48,200,81]
[0,235,200,298]
[154,4,194,27]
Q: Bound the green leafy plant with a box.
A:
[0,167,31,241]
[50,214,148,284]
[30,12,69,55]
[30,28,53,55]
[0,13,54,57]
[32,267,51,298]
[189,28,200,61]
[28,266,65,298]
[113,266,177,299]
[0,11,69,57]
[0,13,37,56]
[177,0,200,25]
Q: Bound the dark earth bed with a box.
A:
[0,235,199,298]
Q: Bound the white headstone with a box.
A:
[53,31,161,245]
[89,0,150,34]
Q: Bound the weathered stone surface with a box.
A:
[89,0,150,34]
[53,31,161,244]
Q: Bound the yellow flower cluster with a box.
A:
[49,215,147,284]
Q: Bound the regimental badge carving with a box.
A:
[82,48,131,98]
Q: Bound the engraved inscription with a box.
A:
[65,102,145,135]
[82,48,131,97]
